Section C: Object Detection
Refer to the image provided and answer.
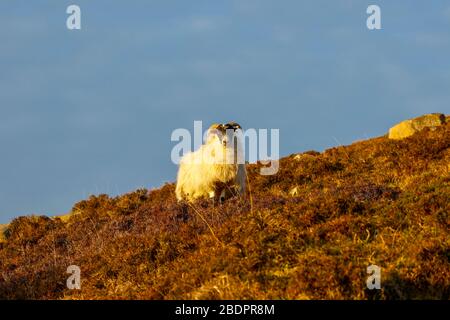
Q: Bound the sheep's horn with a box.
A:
[224,122,242,130]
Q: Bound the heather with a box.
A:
[0,121,449,299]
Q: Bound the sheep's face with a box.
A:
[224,122,242,144]
[207,123,242,147]
[205,122,244,164]
[206,124,227,146]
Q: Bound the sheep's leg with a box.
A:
[213,183,226,206]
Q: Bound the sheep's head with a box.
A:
[224,122,242,131]
[206,122,243,146]
[206,123,226,145]
[223,122,243,149]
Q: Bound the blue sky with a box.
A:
[1,1,449,223]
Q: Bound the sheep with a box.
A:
[216,122,247,202]
[175,122,247,204]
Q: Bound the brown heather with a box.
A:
[0,121,449,299]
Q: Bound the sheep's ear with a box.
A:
[209,124,227,137]
[209,123,223,130]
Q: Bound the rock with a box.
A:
[388,113,446,140]
[294,154,310,160]
[293,151,320,160]
[289,186,300,196]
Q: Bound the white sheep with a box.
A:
[175,122,246,203]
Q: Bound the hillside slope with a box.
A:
[0,121,449,299]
